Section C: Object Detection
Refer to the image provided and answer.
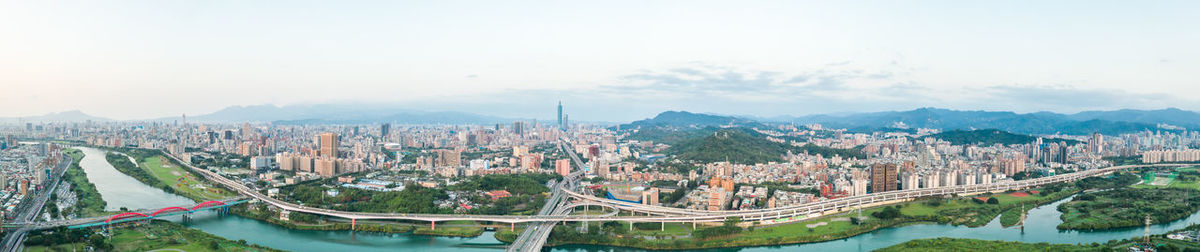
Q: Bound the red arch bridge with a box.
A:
[66,199,248,229]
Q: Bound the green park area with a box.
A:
[105,148,234,201]
[877,236,1200,252]
[137,154,233,200]
[413,220,485,237]
[1058,177,1200,230]
[877,237,1107,251]
[23,221,281,252]
[274,173,557,215]
[1132,168,1200,191]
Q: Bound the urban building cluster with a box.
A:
[0,140,64,221]
[4,107,1200,218]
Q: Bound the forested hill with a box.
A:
[925,129,1080,146]
[666,128,865,164]
[773,107,1194,135]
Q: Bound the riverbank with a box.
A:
[880,224,1200,251]
[93,145,490,240]
[1058,187,1200,230]
[877,237,1110,251]
[61,148,107,217]
[103,148,233,202]
[527,186,1079,250]
[23,220,283,252]
[231,203,485,237]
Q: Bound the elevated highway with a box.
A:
[507,138,589,252]
[8,143,1188,251]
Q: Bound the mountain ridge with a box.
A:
[768,107,1195,135]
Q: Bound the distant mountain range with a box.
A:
[158,104,517,124]
[0,110,111,124]
[622,108,1200,136]
[770,108,1200,135]
[8,106,1200,134]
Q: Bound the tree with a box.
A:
[987,197,999,204]
[872,206,903,220]
[723,216,742,227]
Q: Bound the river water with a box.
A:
[74,147,194,211]
[74,147,1200,251]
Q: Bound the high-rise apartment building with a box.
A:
[642,188,660,205]
[315,157,338,177]
[555,159,570,176]
[1088,132,1104,154]
[870,163,898,193]
[319,133,338,158]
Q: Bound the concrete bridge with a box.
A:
[6,198,248,230]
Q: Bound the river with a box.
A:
[74,147,194,211]
[73,146,1200,251]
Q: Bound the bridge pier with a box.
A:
[431,221,436,230]
[351,219,356,231]
[511,222,515,231]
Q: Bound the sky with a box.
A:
[1,0,1198,122]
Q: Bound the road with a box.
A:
[1,152,72,252]
[507,138,588,252]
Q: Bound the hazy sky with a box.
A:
[2,1,1198,122]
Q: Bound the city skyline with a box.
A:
[5,1,1200,251]
[3,1,1199,121]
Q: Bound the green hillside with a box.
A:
[667,128,865,164]
[925,129,1080,146]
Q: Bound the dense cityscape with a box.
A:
[2,104,1200,251]
[4,1,1200,251]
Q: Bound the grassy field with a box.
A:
[895,187,1077,227]
[1058,187,1200,230]
[877,237,1107,251]
[24,221,281,252]
[1133,178,1200,190]
[879,236,1200,252]
[413,220,485,237]
[414,226,485,237]
[137,154,234,200]
[999,205,1031,227]
[61,148,108,217]
[630,222,690,236]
